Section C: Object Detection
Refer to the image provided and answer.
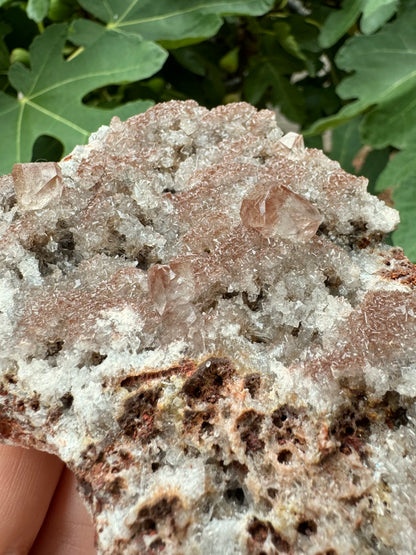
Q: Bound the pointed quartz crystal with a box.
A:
[240,184,322,242]
[12,162,63,210]
[148,260,195,315]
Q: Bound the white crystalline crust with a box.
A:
[0,101,415,554]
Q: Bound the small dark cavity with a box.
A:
[291,324,301,337]
[383,390,409,429]
[277,449,292,464]
[267,487,278,499]
[2,193,17,212]
[324,268,343,296]
[90,352,107,366]
[246,334,267,344]
[79,351,107,368]
[29,397,40,411]
[224,486,246,506]
[55,227,75,256]
[222,291,239,300]
[60,392,73,410]
[135,245,154,270]
[297,519,317,536]
[151,462,160,472]
[242,289,264,312]
[4,373,17,385]
[162,187,176,194]
[243,373,261,398]
[271,405,299,428]
[149,538,165,552]
[46,340,64,358]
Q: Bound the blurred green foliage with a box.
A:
[0,0,415,259]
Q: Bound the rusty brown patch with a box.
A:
[117,387,161,440]
[236,410,265,453]
[183,408,214,434]
[130,495,186,542]
[243,373,261,398]
[121,359,195,390]
[247,518,290,553]
[181,357,234,403]
[379,248,416,287]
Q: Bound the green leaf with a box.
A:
[360,0,399,34]
[0,23,167,174]
[77,0,275,42]
[219,46,239,73]
[375,149,416,193]
[310,5,416,134]
[319,0,363,48]
[391,179,416,262]
[361,88,416,150]
[328,117,362,175]
[375,148,416,260]
[27,0,50,22]
[327,117,389,191]
[273,21,306,61]
[244,59,304,123]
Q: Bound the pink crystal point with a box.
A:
[12,162,63,210]
[148,260,195,315]
[240,184,322,241]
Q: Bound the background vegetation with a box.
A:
[0,0,415,259]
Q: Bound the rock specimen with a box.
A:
[1,100,416,554]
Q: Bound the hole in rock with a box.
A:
[297,519,317,536]
[277,449,293,464]
[271,405,299,428]
[60,392,73,410]
[224,486,246,506]
[382,390,409,428]
[267,487,278,499]
[46,340,64,358]
[135,245,155,270]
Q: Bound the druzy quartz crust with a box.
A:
[0,101,415,554]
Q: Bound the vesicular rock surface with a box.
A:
[1,101,416,554]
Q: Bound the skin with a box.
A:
[0,444,96,555]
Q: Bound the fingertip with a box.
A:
[0,444,64,554]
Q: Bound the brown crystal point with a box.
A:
[12,162,63,210]
[240,184,322,241]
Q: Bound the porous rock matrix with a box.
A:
[1,100,416,555]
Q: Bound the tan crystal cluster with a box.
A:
[1,101,416,554]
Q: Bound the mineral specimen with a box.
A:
[1,100,415,554]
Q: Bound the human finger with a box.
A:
[30,466,96,555]
[0,444,63,554]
